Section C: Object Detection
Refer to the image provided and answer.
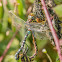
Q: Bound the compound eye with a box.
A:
[31,16,35,20]
[28,15,35,20]
[28,15,32,19]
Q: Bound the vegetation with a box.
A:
[0,0,62,62]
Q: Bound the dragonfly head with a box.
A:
[27,13,45,23]
[27,13,36,23]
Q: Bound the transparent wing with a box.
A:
[26,23,49,40]
[9,11,27,40]
[9,11,26,30]
[26,23,49,32]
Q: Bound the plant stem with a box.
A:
[41,0,62,62]
[46,53,52,62]
[0,31,18,62]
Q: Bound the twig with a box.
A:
[0,31,18,62]
[40,0,62,62]
[46,53,52,62]
[42,49,52,62]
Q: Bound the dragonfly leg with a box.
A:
[29,31,38,60]
[20,47,29,62]
[22,47,29,62]
[15,31,31,60]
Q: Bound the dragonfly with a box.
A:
[9,0,62,61]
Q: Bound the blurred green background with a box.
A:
[0,0,62,62]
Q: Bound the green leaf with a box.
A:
[0,3,3,19]
[17,0,26,20]
[54,0,62,5]
[53,4,62,17]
